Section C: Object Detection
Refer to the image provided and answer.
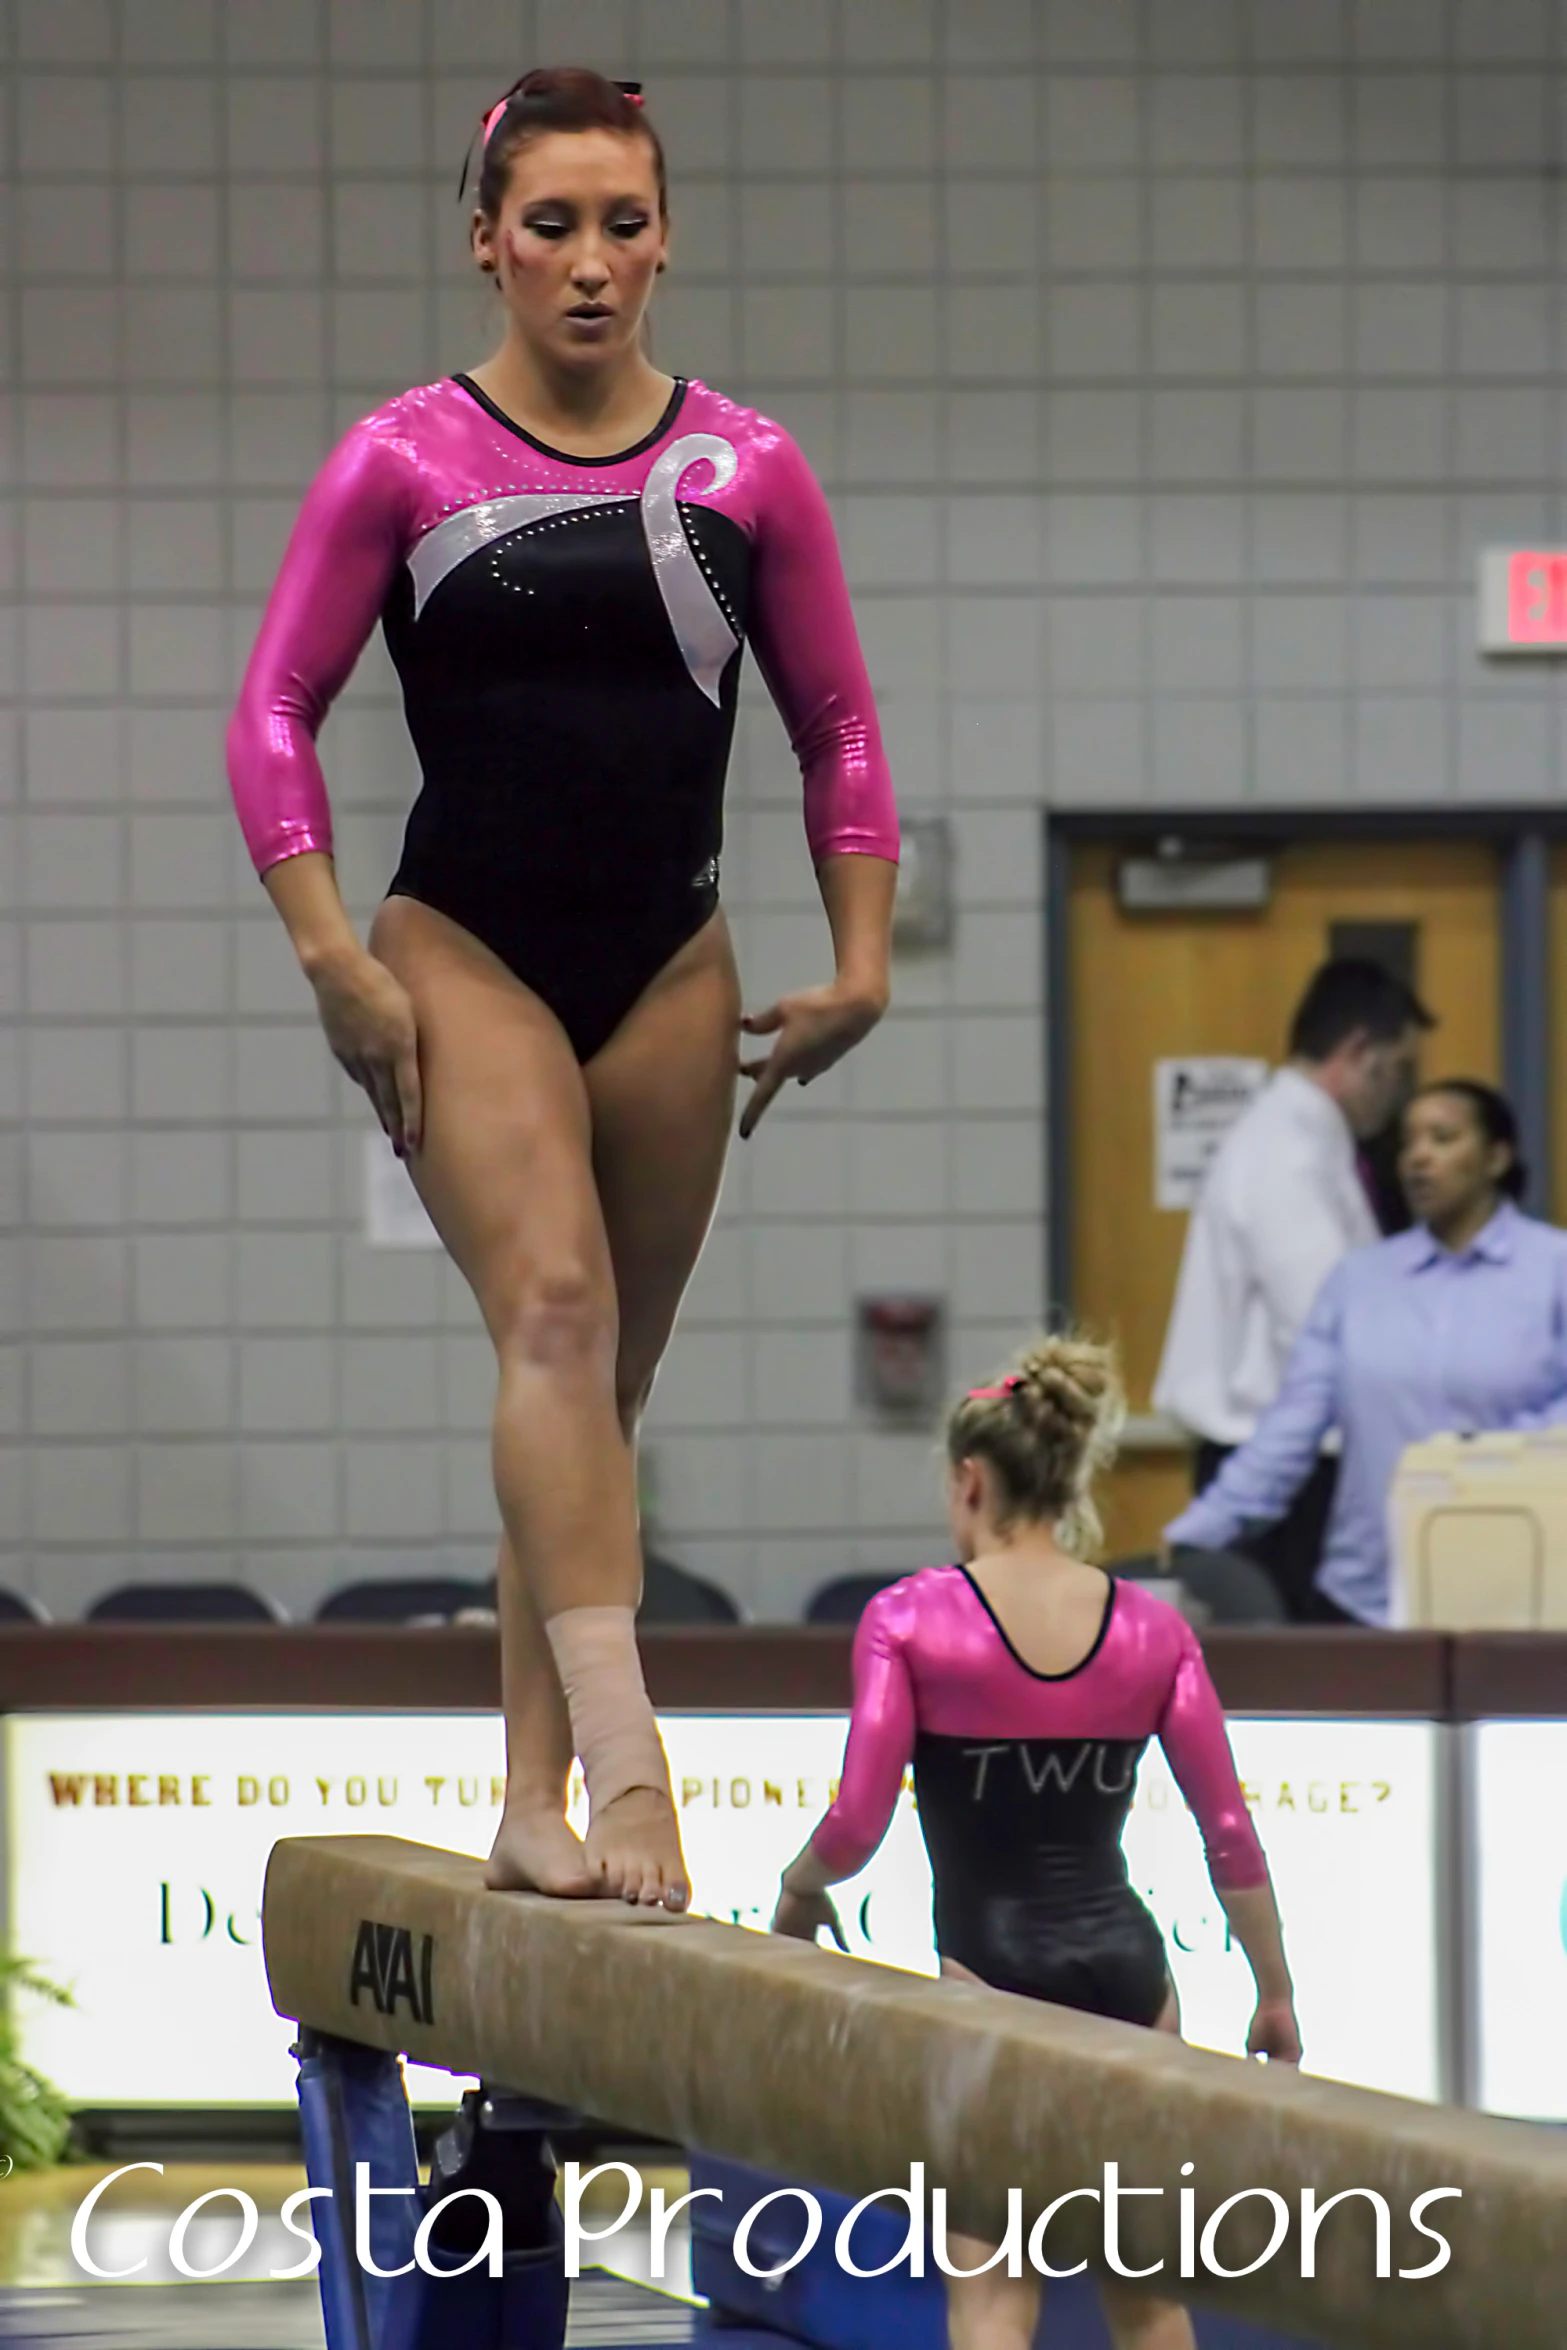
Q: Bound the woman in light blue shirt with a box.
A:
[1166,1081,1567,1625]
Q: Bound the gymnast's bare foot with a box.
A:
[485,1799,594,1897]
[585,1787,690,1912]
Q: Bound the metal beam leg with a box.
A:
[294,2032,571,2350]
[295,2029,422,2350]
[402,2088,572,2349]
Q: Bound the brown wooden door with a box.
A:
[1551,847,1567,1227]
[1068,839,1503,1557]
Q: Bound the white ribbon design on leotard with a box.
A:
[405,434,741,707]
[637,432,740,705]
[407,490,617,616]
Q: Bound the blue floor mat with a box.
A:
[0,2268,699,2348]
[0,2274,1322,2349]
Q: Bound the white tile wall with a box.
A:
[5,0,1566,1620]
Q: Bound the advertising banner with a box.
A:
[7,1712,1439,2108]
[1472,1720,1567,2119]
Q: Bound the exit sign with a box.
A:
[1479,547,1567,654]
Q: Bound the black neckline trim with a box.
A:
[451,372,687,467]
[956,1564,1118,1684]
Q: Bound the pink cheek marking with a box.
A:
[500,226,549,281]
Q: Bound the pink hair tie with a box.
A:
[967,1377,1021,1401]
[458,83,523,201]
[462,75,646,204]
[480,76,641,148]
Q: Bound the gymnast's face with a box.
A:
[474,129,669,371]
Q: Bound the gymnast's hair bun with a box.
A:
[946,1330,1124,1557]
[1012,1333,1120,1442]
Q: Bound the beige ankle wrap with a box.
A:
[545,1604,670,1813]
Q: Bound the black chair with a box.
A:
[0,1588,46,1623]
[804,1573,901,1626]
[638,1552,741,1625]
[1116,1548,1286,1627]
[315,1578,496,1625]
[87,1582,283,1624]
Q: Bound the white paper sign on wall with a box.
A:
[363,1132,441,1248]
[1153,1057,1268,1211]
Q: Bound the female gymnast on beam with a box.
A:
[228,68,899,1916]
[773,1338,1301,2350]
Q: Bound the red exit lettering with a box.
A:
[1507,550,1567,645]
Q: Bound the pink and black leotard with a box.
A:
[228,373,898,1060]
[811,1568,1268,2025]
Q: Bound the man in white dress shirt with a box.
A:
[1154,959,1433,1618]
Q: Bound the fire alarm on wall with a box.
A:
[855,1295,946,1418]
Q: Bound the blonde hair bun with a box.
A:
[1012,1334,1124,1448]
[946,1329,1124,1557]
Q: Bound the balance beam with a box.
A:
[262,1835,1566,2350]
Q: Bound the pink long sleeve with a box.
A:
[227,420,412,875]
[1156,1625,1269,1890]
[809,1586,916,1878]
[746,428,900,867]
[806,1567,1269,1898]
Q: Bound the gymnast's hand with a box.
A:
[1246,1994,1302,2067]
[770,1885,849,1950]
[738,981,887,1139]
[310,946,424,1160]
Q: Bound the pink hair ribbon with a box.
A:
[458,81,523,200]
[463,75,646,197]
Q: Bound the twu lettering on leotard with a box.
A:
[404,432,741,704]
[960,1740,1140,1802]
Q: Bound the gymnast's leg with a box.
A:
[491,1533,586,1893]
[369,895,657,1898]
[570,910,740,1881]
[1096,1985,1196,2350]
[480,905,738,1902]
[937,1964,1196,2349]
[942,2252,1043,2350]
[585,909,739,1442]
[937,1958,1045,2350]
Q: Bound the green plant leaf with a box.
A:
[0,1950,75,2169]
